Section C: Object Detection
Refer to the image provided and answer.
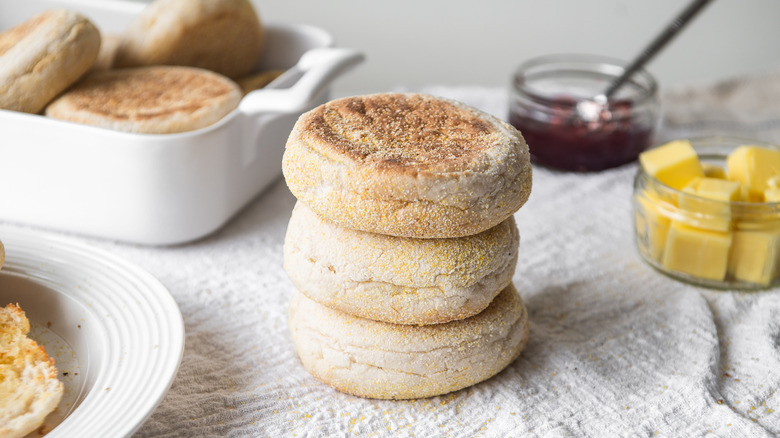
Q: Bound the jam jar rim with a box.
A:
[512,53,659,109]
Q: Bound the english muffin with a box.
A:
[0,9,100,114]
[0,304,64,438]
[289,284,529,400]
[282,93,533,239]
[45,66,242,134]
[284,201,519,325]
[92,33,121,71]
[114,0,264,79]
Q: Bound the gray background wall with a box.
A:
[250,0,780,97]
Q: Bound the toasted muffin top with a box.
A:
[59,67,237,121]
[45,66,242,133]
[295,93,518,173]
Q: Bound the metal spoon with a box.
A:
[604,0,715,99]
[576,0,715,121]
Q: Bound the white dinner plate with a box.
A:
[0,225,184,437]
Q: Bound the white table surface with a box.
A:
[13,71,780,437]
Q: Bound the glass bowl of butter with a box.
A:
[633,136,780,290]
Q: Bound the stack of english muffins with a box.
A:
[283,92,533,399]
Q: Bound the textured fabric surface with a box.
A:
[61,71,780,436]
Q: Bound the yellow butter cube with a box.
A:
[639,140,704,190]
[635,189,671,262]
[691,177,742,201]
[766,176,780,202]
[765,188,780,203]
[678,177,740,231]
[728,224,780,286]
[662,221,732,281]
[702,163,727,179]
[726,145,780,202]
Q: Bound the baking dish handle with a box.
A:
[239,47,364,116]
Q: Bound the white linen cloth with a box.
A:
[83,71,780,437]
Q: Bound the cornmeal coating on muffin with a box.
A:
[284,201,519,325]
[289,284,530,400]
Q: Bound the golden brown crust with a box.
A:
[45,66,242,133]
[289,284,530,400]
[301,93,498,173]
[59,67,235,120]
[283,93,533,238]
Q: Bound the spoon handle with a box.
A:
[604,0,715,98]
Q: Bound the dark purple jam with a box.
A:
[509,96,654,172]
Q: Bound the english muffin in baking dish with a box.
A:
[45,66,242,134]
[282,93,533,239]
[0,9,100,114]
[114,0,265,79]
[92,33,121,71]
[284,201,520,325]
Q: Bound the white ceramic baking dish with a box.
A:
[0,0,363,245]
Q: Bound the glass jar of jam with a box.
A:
[509,54,660,172]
